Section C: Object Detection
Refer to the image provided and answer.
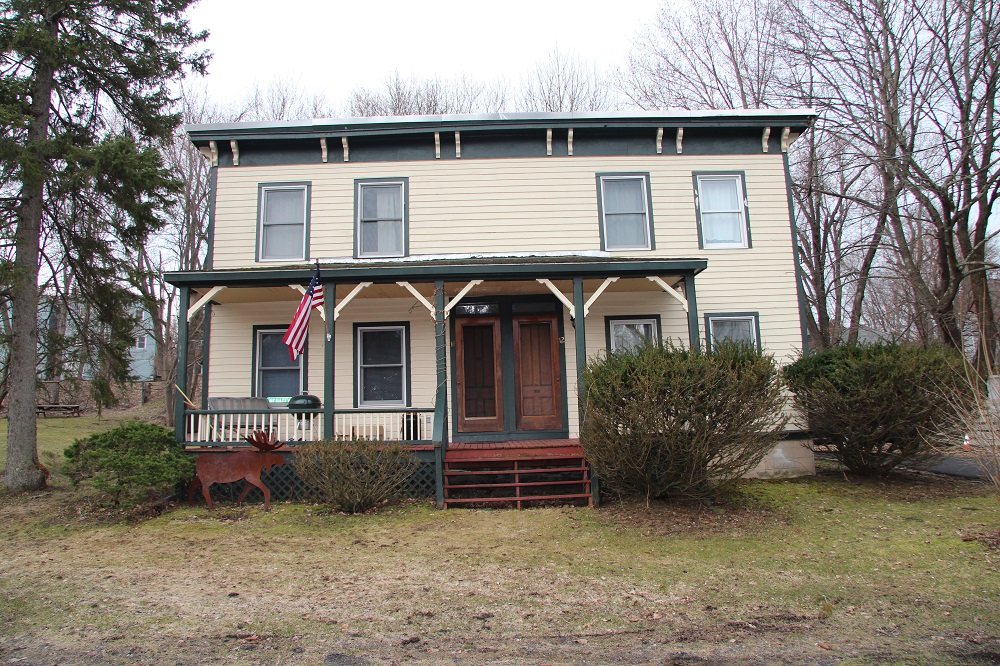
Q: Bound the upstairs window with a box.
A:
[135,334,147,350]
[258,183,309,261]
[357,180,407,258]
[706,313,760,351]
[597,174,654,251]
[694,174,750,249]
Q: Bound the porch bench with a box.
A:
[36,404,82,417]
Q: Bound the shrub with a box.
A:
[64,420,194,507]
[581,342,789,503]
[294,438,419,513]
[784,343,971,476]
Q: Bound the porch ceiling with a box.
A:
[191,276,683,305]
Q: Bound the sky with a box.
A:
[184,0,663,112]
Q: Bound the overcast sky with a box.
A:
[185,0,662,112]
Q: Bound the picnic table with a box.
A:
[36,404,82,417]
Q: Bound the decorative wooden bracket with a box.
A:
[647,276,688,312]
[676,128,684,154]
[781,127,791,152]
[444,280,484,318]
[230,140,240,165]
[536,279,575,319]
[320,138,328,163]
[546,129,553,156]
[342,136,349,162]
[434,132,441,159]
[333,282,372,320]
[455,131,462,158]
[397,282,436,319]
[583,277,619,317]
[568,128,574,156]
[656,127,664,154]
[208,140,219,166]
[188,286,226,321]
[762,127,771,153]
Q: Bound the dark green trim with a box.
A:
[784,153,811,353]
[206,166,217,270]
[448,295,570,443]
[692,171,752,250]
[573,278,587,404]
[324,282,336,439]
[685,272,701,352]
[251,325,307,397]
[433,281,447,509]
[255,182,312,263]
[595,173,655,251]
[201,303,211,409]
[704,312,762,352]
[165,258,709,288]
[174,287,190,443]
[187,111,816,144]
[353,177,409,259]
[603,315,662,351]
[352,321,412,408]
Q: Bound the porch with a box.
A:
[167,257,708,507]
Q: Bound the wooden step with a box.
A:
[444,493,592,506]
[444,465,588,477]
[445,478,590,491]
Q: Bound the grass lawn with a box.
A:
[0,413,141,475]
[0,418,998,664]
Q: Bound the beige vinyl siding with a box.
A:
[207,302,326,400]
[212,154,794,266]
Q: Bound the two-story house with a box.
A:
[166,110,816,507]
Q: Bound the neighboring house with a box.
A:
[38,296,157,384]
[166,110,816,506]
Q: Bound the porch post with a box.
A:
[433,280,448,509]
[572,278,587,399]
[174,286,190,444]
[573,277,598,507]
[324,282,336,440]
[200,303,211,409]
[685,271,701,352]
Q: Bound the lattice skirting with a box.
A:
[193,451,437,505]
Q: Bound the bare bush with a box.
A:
[293,438,419,514]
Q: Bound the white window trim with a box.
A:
[135,335,147,350]
[696,174,749,249]
[357,180,407,259]
[258,184,308,262]
[707,314,759,350]
[599,175,652,251]
[357,325,408,407]
[609,317,659,352]
[255,328,303,398]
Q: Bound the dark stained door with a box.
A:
[455,317,504,432]
[513,315,563,431]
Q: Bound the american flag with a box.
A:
[282,266,324,361]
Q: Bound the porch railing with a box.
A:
[332,408,434,442]
[183,407,435,445]
[185,408,324,445]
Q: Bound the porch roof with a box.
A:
[164,257,708,288]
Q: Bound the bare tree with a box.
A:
[347,71,509,117]
[519,46,615,112]
[622,0,788,110]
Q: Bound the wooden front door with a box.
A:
[455,317,504,432]
[513,315,563,431]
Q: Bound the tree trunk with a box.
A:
[5,26,57,492]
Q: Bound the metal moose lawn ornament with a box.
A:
[188,430,287,510]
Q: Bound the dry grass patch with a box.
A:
[0,466,998,664]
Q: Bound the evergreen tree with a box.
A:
[0,1,207,491]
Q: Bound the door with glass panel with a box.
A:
[455,317,504,432]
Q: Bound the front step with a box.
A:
[443,444,592,509]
